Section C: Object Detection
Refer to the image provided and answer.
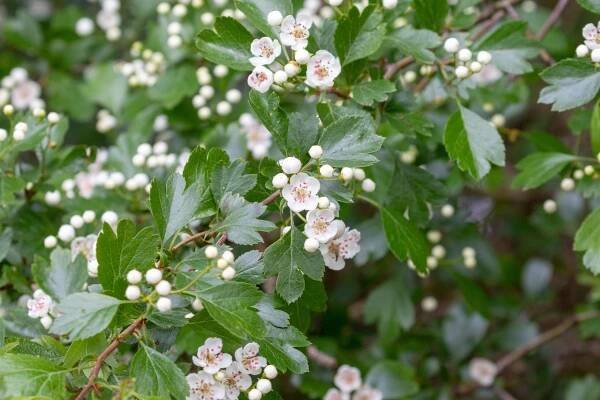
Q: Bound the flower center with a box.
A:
[313,63,329,79]
[292,184,310,202]
[313,218,329,233]
[260,44,274,58]
[291,25,307,39]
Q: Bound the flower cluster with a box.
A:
[577,21,600,61]
[26,289,54,329]
[272,150,367,271]
[0,67,43,111]
[187,338,278,400]
[468,358,498,387]
[125,267,173,312]
[247,11,341,92]
[118,43,166,87]
[96,109,117,132]
[204,245,237,281]
[239,113,272,159]
[443,38,493,80]
[95,0,122,41]
[324,365,382,400]
[194,66,243,120]
[132,140,182,175]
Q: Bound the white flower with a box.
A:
[247,66,274,93]
[187,371,226,400]
[306,50,341,89]
[27,289,52,318]
[282,172,320,212]
[221,362,252,400]
[234,342,267,375]
[250,37,282,66]
[280,11,313,50]
[320,228,361,271]
[583,22,600,50]
[468,357,498,387]
[324,388,350,400]
[193,338,233,374]
[334,365,362,393]
[240,114,272,159]
[71,235,98,270]
[352,386,383,400]
[304,209,338,243]
[11,80,41,110]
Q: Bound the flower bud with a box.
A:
[361,178,376,192]
[272,173,289,188]
[309,145,323,159]
[304,237,319,253]
[205,245,219,259]
[222,266,236,280]
[127,269,142,284]
[264,365,278,379]
[156,296,172,312]
[278,157,302,174]
[126,285,141,300]
[444,38,460,53]
[145,268,163,285]
[320,164,334,177]
[267,11,283,26]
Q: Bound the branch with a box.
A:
[74,317,145,400]
[171,230,210,252]
[536,0,570,40]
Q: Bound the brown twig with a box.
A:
[536,0,570,41]
[74,317,145,400]
[383,56,413,80]
[171,230,210,252]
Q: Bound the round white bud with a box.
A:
[462,247,476,259]
[477,51,492,64]
[222,266,236,280]
[455,65,470,79]
[585,165,595,175]
[318,197,330,209]
[217,258,229,269]
[125,285,141,300]
[491,114,506,128]
[222,250,235,263]
[167,34,183,48]
[205,245,219,259]
[404,70,417,83]
[427,256,438,269]
[284,62,300,77]
[192,298,204,311]
[172,4,187,17]
[201,12,215,25]
[427,230,442,243]
[352,168,366,181]
[200,85,215,99]
[361,178,376,192]
[421,296,438,312]
[328,0,343,6]
[58,224,76,242]
[274,70,288,84]
[469,61,482,73]
[543,199,557,214]
[101,210,118,225]
[216,101,232,116]
[574,169,585,180]
[576,44,590,58]
[256,379,272,394]
[444,37,460,53]
[382,0,398,9]
[279,157,302,174]
[132,153,146,166]
[167,21,182,35]
[82,210,96,223]
[272,173,289,189]
[340,167,353,181]
[560,177,575,191]
[464,256,477,269]
[0,129,6,141]
[198,107,211,120]
[295,49,310,64]
[267,11,283,26]
[13,129,26,141]
[3,104,14,116]
[304,237,320,252]
[457,48,472,62]
[157,2,170,14]
[145,268,163,285]
[226,89,242,103]
[214,64,229,77]
[248,389,262,400]
[264,365,278,379]
[156,296,172,312]
[441,204,455,218]
[70,215,84,229]
[432,244,446,259]
[320,164,334,177]
[44,235,57,248]
[137,143,152,156]
[308,145,323,159]
[47,112,60,124]
[155,280,172,296]
[75,17,95,36]
[44,190,61,205]
[127,269,142,284]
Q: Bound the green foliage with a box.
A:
[130,343,188,400]
[539,59,600,112]
[195,17,254,70]
[575,208,600,274]
[0,354,67,398]
[352,80,397,106]
[513,152,578,189]
[413,0,448,32]
[334,6,386,66]
[32,248,87,300]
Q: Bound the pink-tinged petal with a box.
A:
[250,38,263,56]
[296,11,313,29]
[585,40,600,50]
[205,337,223,354]
[583,23,598,40]
[280,15,295,32]
[244,342,260,357]
[218,353,233,369]
[279,32,295,47]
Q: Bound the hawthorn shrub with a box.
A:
[1,0,600,399]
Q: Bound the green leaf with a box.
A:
[513,152,578,190]
[364,275,414,343]
[577,0,600,13]
[475,21,538,74]
[591,99,600,155]
[413,0,448,32]
[334,6,386,65]
[539,59,600,112]
[215,193,276,245]
[381,206,429,274]
[385,112,434,137]
[130,343,188,400]
[248,90,289,152]
[264,227,325,303]
[258,339,309,374]
[234,0,293,36]
[287,109,319,157]
[384,26,441,64]
[63,333,106,368]
[31,248,87,300]
[150,173,203,246]
[574,208,600,275]
[210,160,256,202]
[442,305,488,361]
[148,65,199,109]
[444,105,505,179]
[0,228,12,262]
[97,220,159,298]
[365,361,419,398]
[195,17,254,71]
[319,115,384,167]
[3,11,43,51]
[0,354,67,398]
[50,293,121,341]
[82,63,128,113]
[452,272,490,318]
[352,80,396,106]
[232,250,265,284]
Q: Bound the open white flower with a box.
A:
[187,371,226,400]
[193,338,233,374]
[305,208,338,243]
[352,386,383,400]
[320,229,361,271]
[334,365,362,393]
[468,357,498,387]
[280,11,313,50]
[234,342,267,375]
[282,172,320,212]
[306,50,341,89]
[324,388,350,400]
[27,289,53,318]
[71,234,97,262]
[221,362,252,399]
[247,66,274,93]
[250,37,282,66]
[583,22,600,50]
[11,80,41,110]
[240,115,272,159]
